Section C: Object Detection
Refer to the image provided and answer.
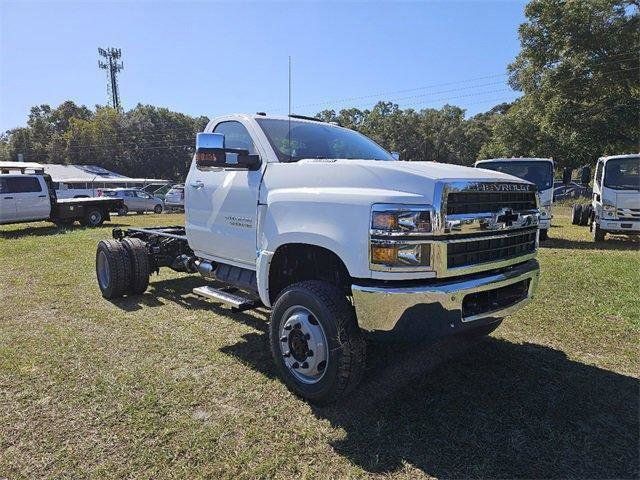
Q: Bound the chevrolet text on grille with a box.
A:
[470,183,533,192]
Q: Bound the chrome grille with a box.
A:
[447,229,537,269]
[617,208,640,221]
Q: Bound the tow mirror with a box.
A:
[580,166,591,185]
[195,132,260,170]
[562,167,572,185]
[391,151,400,160]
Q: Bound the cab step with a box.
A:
[192,286,259,312]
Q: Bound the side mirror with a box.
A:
[562,167,572,185]
[580,166,591,185]
[391,151,400,161]
[195,132,260,170]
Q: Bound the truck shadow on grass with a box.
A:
[222,331,639,479]
[0,223,128,239]
[110,276,638,478]
[540,235,639,251]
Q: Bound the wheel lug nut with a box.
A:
[307,350,313,357]
[301,362,309,369]
[292,362,299,369]
[280,336,287,342]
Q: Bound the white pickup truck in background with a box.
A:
[572,154,640,241]
[0,162,124,228]
[475,158,554,240]
[94,114,541,404]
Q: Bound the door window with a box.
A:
[213,121,257,155]
[5,177,42,193]
[135,191,150,198]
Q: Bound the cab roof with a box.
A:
[599,153,639,162]
[476,157,553,164]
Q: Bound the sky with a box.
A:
[0,0,527,132]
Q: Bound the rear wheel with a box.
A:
[96,240,132,299]
[81,208,104,227]
[580,205,591,226]
[121,237,150,295]
[117,205,129,216]
[269,280,366,405]
[572,204,582,225]
[153,204,163,214]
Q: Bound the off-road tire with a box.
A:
[121,237,150,295]
[96,239,132,299]
[572,204,582,225]
[80,208,104,227]
[539,229,548,241]
[592,222,606,242]
[153,204,163,214]
[269,280,366,405]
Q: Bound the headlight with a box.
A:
[603,203,616,218]
[371,205,432,235]
[371,242,431,268]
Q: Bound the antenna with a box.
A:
[98,47,124,110]
[288,56,292,162]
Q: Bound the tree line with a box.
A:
[1,0,637,179]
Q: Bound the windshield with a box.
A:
[256,118,393,162]
[604,156,640,190]
[477,160,553,191]
[102,190,117,197]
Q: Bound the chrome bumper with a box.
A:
[352,260,540,335]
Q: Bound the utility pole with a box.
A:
[98,47,124,110]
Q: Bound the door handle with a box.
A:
[190,181,204,189]
[38,195,47,198]
[3,196,13,200]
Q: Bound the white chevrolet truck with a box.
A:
[95,114,541,404]
[475,158,554,240]
[572,154,640,241]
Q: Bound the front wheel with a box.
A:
[571,204,582,225]
[269,281,366,405]
[153,204,163,214]
[539,229,548,241]
[592,222,606,242]
[117,205,129,216]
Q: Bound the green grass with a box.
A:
[1,211,638,479]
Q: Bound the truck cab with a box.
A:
[475,158,554,240]
[95,114,542,404]
[589,154,640,241]
[0,174,51,224]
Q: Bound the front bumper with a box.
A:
[351,260,540,339]
[599,219,640,233]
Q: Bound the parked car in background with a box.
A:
[164,184,185,212]
[101,188,164,215]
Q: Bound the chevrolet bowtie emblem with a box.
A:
[496,209,519,226]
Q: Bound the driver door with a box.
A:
[186,120,263,268]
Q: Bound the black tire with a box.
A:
[539,229,548,241]
[572,204,582,225]
[121,237,150,295]
[461,320,503,339]
[580,204,591,226]
[96,239,132,299]
[80,208,105,227]
[117,205,129,216]
[269,280,366,405]
[592,222,606,242]
[153,204,163,214]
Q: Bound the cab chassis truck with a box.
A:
[95,114,541,404]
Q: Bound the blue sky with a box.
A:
[0,0,527,132]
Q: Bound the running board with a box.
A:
[192,286,259,311]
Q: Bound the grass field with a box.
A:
[1,209,638,479]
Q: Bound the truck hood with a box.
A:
[263,159,533,205]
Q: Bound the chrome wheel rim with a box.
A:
[89,211,101,224]
[97,251,110,289]
[278,305,329,384]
